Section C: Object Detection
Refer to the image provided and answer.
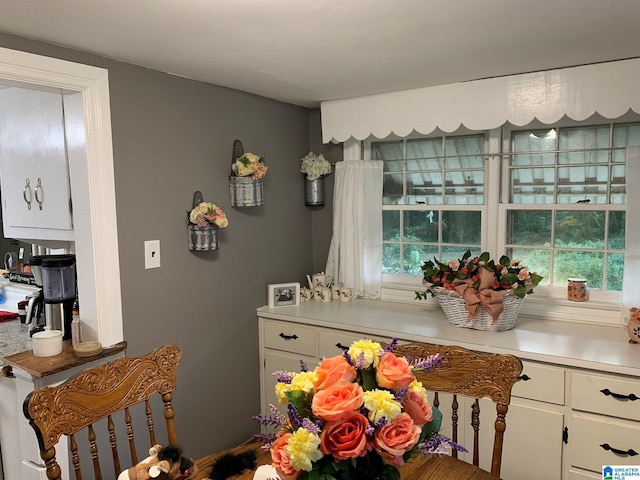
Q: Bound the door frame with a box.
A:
[0,47,123,345]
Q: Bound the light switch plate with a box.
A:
[144,240,161,269]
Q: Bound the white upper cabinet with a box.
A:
[0,87,73,244]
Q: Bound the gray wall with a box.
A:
[0,33,340,462]
[308,108,342,273]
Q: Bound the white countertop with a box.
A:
[257,299,640,378]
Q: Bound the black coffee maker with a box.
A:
[28,254,76,340]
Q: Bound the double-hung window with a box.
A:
[371,116,639,323]
[375,133,487,279]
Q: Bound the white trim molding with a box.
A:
[0,47,123,346]
[321,58,640,143]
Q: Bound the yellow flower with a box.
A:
[290,371,318,392]
[407,380,429,402]
[275,371,318,405]
[284,428,323,472]
[348,339,384,368]
[363,389,402,424]
[275,382,290,405]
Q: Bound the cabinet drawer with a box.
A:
[263,320,316,357]
[571,372,640,421]
[317,330,391,360]
[569,413,640,472]
[512,361,565,405]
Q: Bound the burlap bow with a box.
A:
[451,268,506,325]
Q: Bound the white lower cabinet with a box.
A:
[568,370,640,474]
[567,468,601,479]
[258,314,640,480]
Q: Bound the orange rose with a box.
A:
[270,432,301,480]
[373,412,421,466]
[311,378,364,421]
[401,390,433,427]
[313,355,357,391]
[320,411,372,461]
[375,352,415,391]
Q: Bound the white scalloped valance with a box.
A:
[321,58,640,143]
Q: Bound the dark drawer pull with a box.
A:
[279,333,299,340]
[336,342,349,351]
[600,388,639,401]
[517,374,531,382]
[600,443,639,457]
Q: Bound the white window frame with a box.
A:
[362,116,636,325]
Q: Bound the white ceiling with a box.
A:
[1,0,639,108]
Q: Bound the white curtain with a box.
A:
[325,160,383,299]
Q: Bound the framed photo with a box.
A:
[268,282,300,308]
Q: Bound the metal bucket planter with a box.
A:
[229,176,264,207]
[188,223,219,251]
[304,177,325,206]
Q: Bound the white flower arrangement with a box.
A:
[300,151,332,181]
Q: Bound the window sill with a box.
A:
[381,283,624,326]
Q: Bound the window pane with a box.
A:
[553,250,603,289]
[383,173,403,205]
[403,211,438,243]
[557,165,609,204]
[512,130,556,165]
[607,253,624,291]
[407,138,442,158]
[404,244,436,276]
[613,124,640,162]
[611,164,626,203]
[444,135,484,169]
[507,247,550,286]
[506,210,552,246]
[406,138,442,171]
[555,211,605,249]
[511,167,556,203]
[558,126,609,164]
[407,172,442,205]
[373,141,402,161]
[441,246,482,262]
[608,211,625,250]
[382,243,400,274]
[382,211,399,241]
[444,171,484,205]
[441,211,481,245]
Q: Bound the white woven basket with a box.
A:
[434,291,524,332]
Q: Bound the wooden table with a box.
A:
[194,439,499,480]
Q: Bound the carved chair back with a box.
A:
[23,344,183,480]
[393,342,523,478]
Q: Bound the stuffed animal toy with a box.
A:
[118,444,198,480]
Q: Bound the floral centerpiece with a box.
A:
[415,251,543,328]
[300,152,332,181]
[232,152,268,179]
[254,338,464,480]
[188,201,229,229]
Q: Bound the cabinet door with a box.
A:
[474,398,564,480]
[262,349,315,432]
[567,469,601,479]
[0,88,73,238]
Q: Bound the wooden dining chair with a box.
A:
[393,342,523,478]
[23,344,196,480]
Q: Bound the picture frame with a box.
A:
[268,282,301,308]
